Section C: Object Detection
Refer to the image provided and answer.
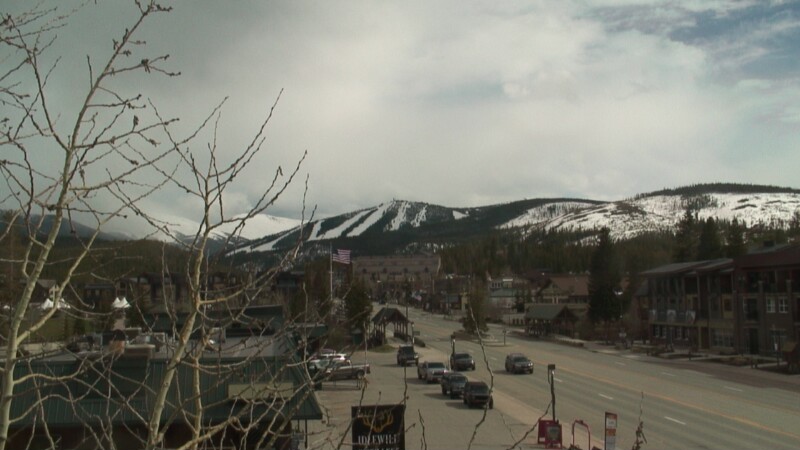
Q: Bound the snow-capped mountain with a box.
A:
[502,192,800,240]
[232,184,800,257]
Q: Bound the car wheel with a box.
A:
[489,399,494,410]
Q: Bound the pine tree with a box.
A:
[725,218,747,258]
[344,278,372,332]
[697,217,723,260]
[588,228,622,327]
[673,206,698,262]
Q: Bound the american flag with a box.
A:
[332,249,351,264]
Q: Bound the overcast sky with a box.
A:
[12,1,800,227]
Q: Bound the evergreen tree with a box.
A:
[344,278,372,332]
[697,217,723,260]
[588,228,622,326]
[725,218,747,258]
[673,206,698,262]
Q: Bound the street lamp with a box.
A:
[410,321,415,346]
[547,364,556,421]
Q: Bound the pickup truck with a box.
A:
[322,360,371,381]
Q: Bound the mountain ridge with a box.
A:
[230,183,800,258]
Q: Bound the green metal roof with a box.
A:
[8,341,322,430]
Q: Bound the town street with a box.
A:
[306,306,800,449]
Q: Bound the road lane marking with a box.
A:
[553,377,563,383]
[598,393,614,400]
[664,416,686,426]
[724,386,743,392]
[661,371,675,377]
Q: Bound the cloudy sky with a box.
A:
[10,1,800,229]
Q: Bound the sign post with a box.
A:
[604,412,617,450]
[352,404,405,450]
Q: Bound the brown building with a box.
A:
[642,243,800,356]
[352,254,440,303]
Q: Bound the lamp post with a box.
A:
[410,321,415,346]
[548,364,556,421]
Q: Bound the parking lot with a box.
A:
[303,340,573,450]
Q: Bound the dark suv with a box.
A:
[449,352,476,371]
[504,353,533,374]
[463,381,493,409]
[396,345,419,366]
[440,372,468,398]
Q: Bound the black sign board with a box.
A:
[351,404,405,450]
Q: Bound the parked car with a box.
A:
[396,345,419,366]
[463,381,493,409]
[308,351,348,375]
[449,352,476,371]
[504,353,534,374]
[323,359,370,381]
[417,361,447,383]
[440,372,468,398]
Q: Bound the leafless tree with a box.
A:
[0,2,314,449]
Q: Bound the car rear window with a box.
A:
[428,362,446,369]
[514,356,529,362]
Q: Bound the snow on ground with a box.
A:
[501,201,596,229]
[453,210,468,220]
[312,208,375,241]
[411,205,427,227]
[389,201,410,231]
[502,193,800,241]
[347,202,392,237]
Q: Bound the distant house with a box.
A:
[525,304,580,337]
[536,274,590,304]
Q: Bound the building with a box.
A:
[6,307,322,450]
[642,243,800,356]
[352,254,440,303]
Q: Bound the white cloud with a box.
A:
[5,0,800,232]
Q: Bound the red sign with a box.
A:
[537,419,562,449]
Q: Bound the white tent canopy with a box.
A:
[40,298,71,310]
[111,297,131,309]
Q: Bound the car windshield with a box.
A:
[513,356,529,363]
[428,362,446,369]
[470,384,489,393]
[450,374,467,382]
[454,353,471,360]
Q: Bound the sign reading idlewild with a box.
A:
[351,404,405,450]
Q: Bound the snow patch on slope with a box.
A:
[390,202,410,231]
[411,205,428,227]
[503,193,800,240]
[312,209,375,241]
[348,203,392,237]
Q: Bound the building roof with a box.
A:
[371,307,408,324]
[525,304,579,322]
[9,336,323,429]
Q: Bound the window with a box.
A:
[711,329,733,348]
[766,298,776,313]
[723,298,732,312]
[778,297,788,314]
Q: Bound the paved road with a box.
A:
[304,307,800,449]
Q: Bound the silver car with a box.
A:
[417,361,447,383]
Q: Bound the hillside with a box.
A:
[228,183,800,259]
